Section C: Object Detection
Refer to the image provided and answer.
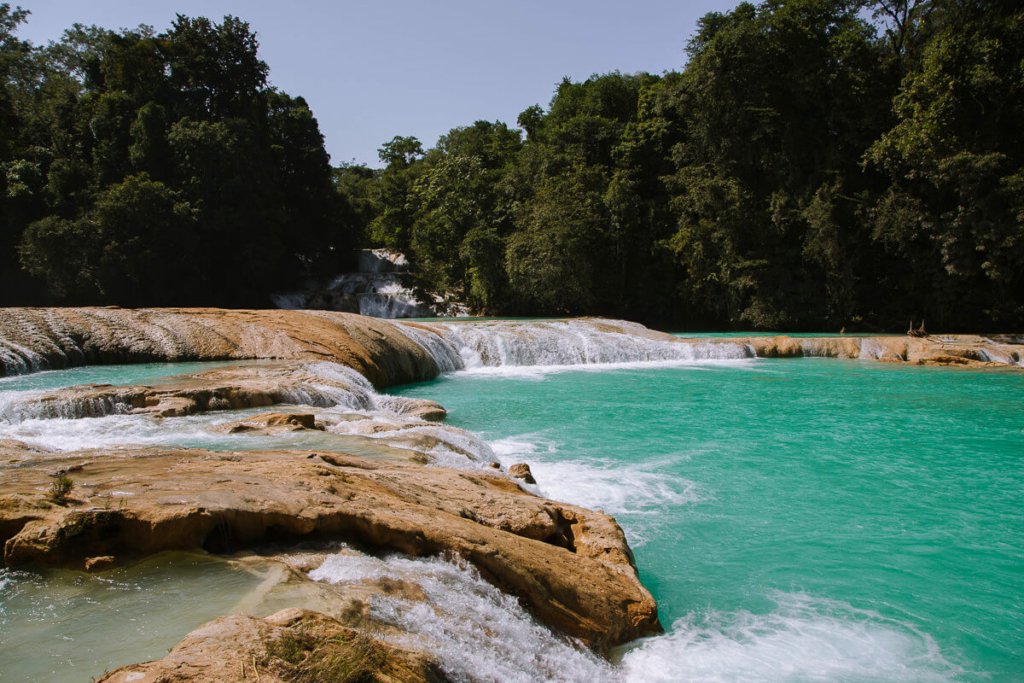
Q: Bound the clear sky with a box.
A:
[16,0,733,167]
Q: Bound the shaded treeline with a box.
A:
[0,10,348,307]
[2,1,1022,329]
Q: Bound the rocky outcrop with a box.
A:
[0,442,661,652]
[508,462,537,484]
[98,608,449,683]
[0,308,446,387]
[677,333,1024,368]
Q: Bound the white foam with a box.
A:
[618,592,961,683]
[490,434,701,516]
[487,434,702,547]
[490,434,558,459]
[535,458,702,514]
[0,413,225,451]
[311,550,616,683]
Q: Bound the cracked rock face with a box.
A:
[0,441,661,652]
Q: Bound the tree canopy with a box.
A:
[0,8,347,306]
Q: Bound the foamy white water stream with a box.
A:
[310,550,617,683]
[394,319,755,374]
[618,593,960,683]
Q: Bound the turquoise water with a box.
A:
[391,359,1024,681]
[0,361,244,392]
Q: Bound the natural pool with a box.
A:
[0,553,276,683]
[391,358,1024,682]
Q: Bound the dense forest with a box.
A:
[1,1,1022,330]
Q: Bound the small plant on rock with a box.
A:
[265,623,384,683]
[48,472,74,505]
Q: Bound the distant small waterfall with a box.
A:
[271,249,467,319]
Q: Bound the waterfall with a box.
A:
[0,339,47,376]
[310,550,615,683]
[395,319,754,373]
[393,325,465,373]
[271,249,464,318]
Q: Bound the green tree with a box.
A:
[867,0,1024,327]
[20,173,195,303]
[164,15,268,119]
[366,136,425,251]
[506,168,608,314]
[666,0,892,328]
[407,121,522,309]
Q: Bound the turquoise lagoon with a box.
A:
[391,358,1023,682]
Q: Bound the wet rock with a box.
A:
[401,401,447,422]
[219,412,323,435]
[84,555,117,572]
[719,334,1022,369]
[508,463,537,485]
[0,307,444,387]
[3,362,446,423]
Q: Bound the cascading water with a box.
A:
[395,319,755,373]
[309,549,616,683]
[0,361,500,468]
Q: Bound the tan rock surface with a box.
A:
[218,412,323,434]
[0,307,447,387]
[507,462,537,484]
[673,333,1023,368]
[0,443,661,651]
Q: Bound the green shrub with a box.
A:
[48,472,74,505]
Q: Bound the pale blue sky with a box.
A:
[17,0,732,167]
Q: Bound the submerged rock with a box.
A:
[218,412,323,434]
